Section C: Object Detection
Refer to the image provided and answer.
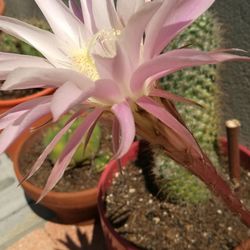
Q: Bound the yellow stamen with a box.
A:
[71,48,99,81]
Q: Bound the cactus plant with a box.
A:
[43,114,110,173]
[158,11,221,204]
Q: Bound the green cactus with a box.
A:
[0,18,50,56]
[158,11,221,204]
[42,114,110,172]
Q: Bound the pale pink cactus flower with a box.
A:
[1,0,250,225]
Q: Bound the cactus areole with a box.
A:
[0,0,250,226]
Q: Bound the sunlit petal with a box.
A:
[0,16,69,66]
[111,101,135,159]
[119,0,162,67]
[1,67,93,90]
[22,111,83,183]
[149,88,202,107]
[0,52,53,80]
[117,0,145,25]
[0,97,52,154]
[93,79,123,104]
[131,49,250,93]
[0,96,51,129]
[92,0,122,30]
[34,0,87,45]
[50,82,94,121]
[144,0,215,59]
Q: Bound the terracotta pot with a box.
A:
[98,139,250,250]
[0,0,5,15]
[12,127,99,224]
[0,88,54,115]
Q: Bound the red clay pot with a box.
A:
[98,139,250,250]
[219,137,250,171]
[0,88,54,115]
[0,0,5,15]
[12,127,99,224]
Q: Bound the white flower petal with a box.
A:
[35,0,88,46]
[2,67,94,90]
[0,53,53,80]
[92,0,122,30]
[117,0,144,25]
[0,16,69,67]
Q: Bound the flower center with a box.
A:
[71,48,99,81]
[71,29,121,81]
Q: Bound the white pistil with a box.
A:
[71,29,121,81]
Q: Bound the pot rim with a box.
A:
[0,88,54,107]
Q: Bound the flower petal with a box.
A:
[92,0,122,30]
[111,101,135,159]
[117,0,144,25]
[152,20,191,56]
[0,97,52,154]
[1,67,93,90]
[34,0,87,45]
[50,82,94,121]
[80,0,97,34]
[144,0,215,59]
[22,111,83,183]
[0,96,51,129]
[93,79,123,104]
[136,96,201,155]
[0,16,69,66]
[93,43,132,94]
[149,88,202,107]
[37,108,103,201]
[69,0,84,21]
[131,49,250,93]
[0,53,53,80]
[119,0,162,67]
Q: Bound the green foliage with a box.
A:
[42,114,110,172]
[158,11,221,204]
[0,18,50,56]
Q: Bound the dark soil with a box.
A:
[19,123,113,192]
[105,152,250,250]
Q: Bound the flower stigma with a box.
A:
[71,29,121,81]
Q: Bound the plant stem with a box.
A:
[134,103,250,227]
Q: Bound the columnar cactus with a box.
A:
[43,115,102,168]
[159,11,221,204]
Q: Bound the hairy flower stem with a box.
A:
[134,100,250,227]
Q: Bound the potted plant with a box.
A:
[97,138,250,250]
[11,113,112,224]
[0,0,250,243]
[0,18,54,115]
